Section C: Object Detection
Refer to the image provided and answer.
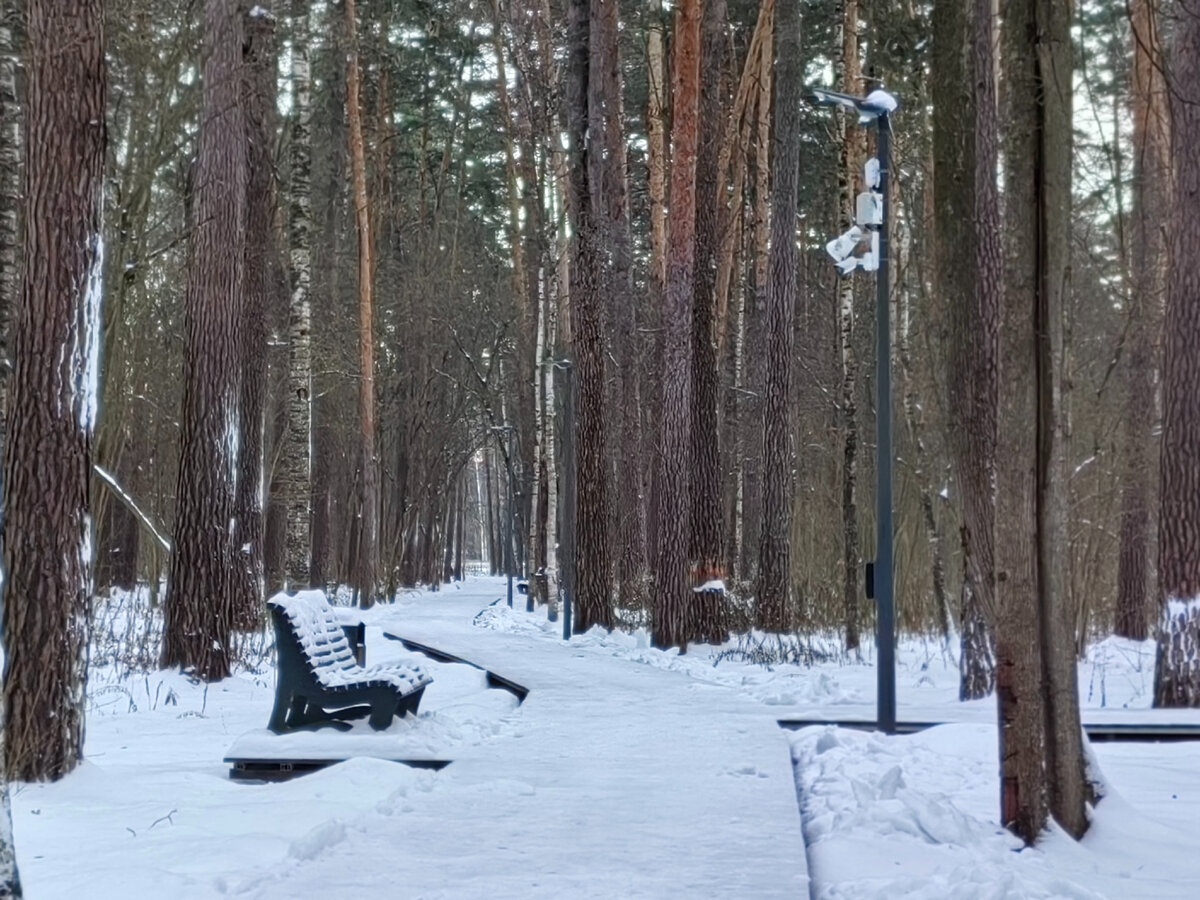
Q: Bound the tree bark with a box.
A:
[652,0,701,650]
[566,0,612,631]
[233,5,277,628]
[690,0,727,603]
[1117,0,1168,642]
[1156,0,1200,707]
[346,0,378,608]
[756,0,801,632]
[162,0,246,681]
[2,0,104,783]
[997,0,1089,842]
[282,0,314,590]
[837,0,863,652]
[739,13,773,583]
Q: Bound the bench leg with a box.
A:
[368,700,394,730]
[268,694,292,733]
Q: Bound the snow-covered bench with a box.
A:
[267,591,432,733]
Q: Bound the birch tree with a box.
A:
[282,0,314,590]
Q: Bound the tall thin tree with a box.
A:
[652,0,701,649]
[2,0,105,780]
[1117,0,1168,642]
[564,0,613,632]
[233,4,277,627]
[282,0,314,590]
[1156,0,1200,707]
[345,0,379,608]
[996,0,1089,841]
[162,0,247,680]
[690,0,727,599]
[756,0,801,631]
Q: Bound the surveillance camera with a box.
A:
[826,226,863,262]
[864,158,880,190]
[855,191,882,228]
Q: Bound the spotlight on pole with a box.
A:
[808,84,898,736]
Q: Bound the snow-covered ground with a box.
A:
[11,577,1200,898]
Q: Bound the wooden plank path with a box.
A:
[242,588,810,900]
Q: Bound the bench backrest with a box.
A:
[268,591,360,682]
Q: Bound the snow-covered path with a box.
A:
[13,578,808,899]
[14,576,1200,899]
[240,584,810,899]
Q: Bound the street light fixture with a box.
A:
[809,84,898,735]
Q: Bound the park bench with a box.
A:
[267,591,432,733]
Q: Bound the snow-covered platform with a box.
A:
[224,725,453,780]
[234,586,811,899]
[778,717,1200,742]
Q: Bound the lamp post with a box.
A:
[810,86,898,735]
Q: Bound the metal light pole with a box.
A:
[810,86,898,734]
[874,112,895,735]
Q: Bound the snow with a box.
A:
[865,89,899,114]
[1164,595,1200,620]
[11,579,1200,898]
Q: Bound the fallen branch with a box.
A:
[93,464,171,553]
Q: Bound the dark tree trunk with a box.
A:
[589,0,644,612]
[962,0,999,699]
[162,0,246,681]
[567,0,613,632]
[934,0,995,697]
[997,0,1089,842]
[756,0,801,632]
[2,0,104,782]
[346,0,378,609]
[836,0,862,652]
[1156,0,1200,707]
[1117,0,1167,643]
[689,0,726,597]
[233,5,277,627]
[652,0,700,650]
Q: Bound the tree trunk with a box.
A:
[590,0,643,613]
[1156,0,1200,707]
[2,0,102,785]
[346,0,378,609]
[1117,0,1168,642]
[962,0,999,699]
[162,0,246,682]
[837,0,862,652]
[566,0,613,632]
[997,0,1089,842]
[651,0,701,650]
[282,0,314,590]
[934,0,995,698]
[756,0,801,632]
[233,5,276,627]
[689,0,727,602]
[739,13,772,584]
[0,1,18,426]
